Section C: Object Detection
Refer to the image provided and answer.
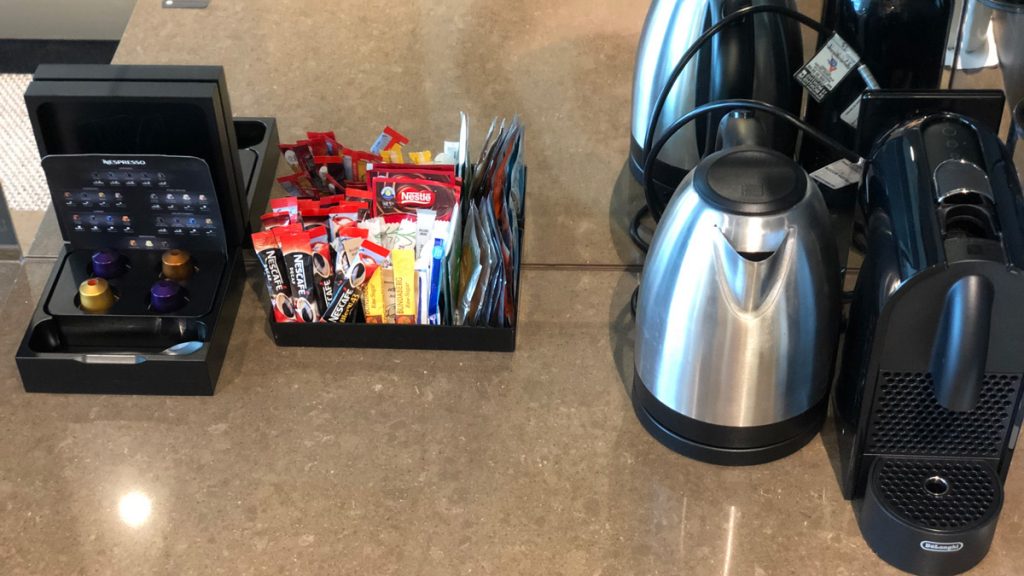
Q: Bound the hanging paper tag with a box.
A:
[810,158,865,190]
[795,34,860,102]
[841,94,862,129]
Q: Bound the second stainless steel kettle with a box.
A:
[630,0,803,218]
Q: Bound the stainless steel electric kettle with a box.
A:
[630,0,803,218]
[632,113,841,465]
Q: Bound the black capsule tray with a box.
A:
[46,248,224,319]
[18,246,245,395]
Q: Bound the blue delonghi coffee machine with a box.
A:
[835,112,1024,575]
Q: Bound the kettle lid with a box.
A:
[692,147,806,215]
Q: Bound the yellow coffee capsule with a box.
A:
[79,277,115,314]
[161,249,193,282]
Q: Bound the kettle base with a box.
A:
[631,372,827,466]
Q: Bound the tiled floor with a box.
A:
[0,73,49,212]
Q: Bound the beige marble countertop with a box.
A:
[1,0,1022,574]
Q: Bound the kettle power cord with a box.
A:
[639,3,877,220]
[644,99,860,197]
[630,6,874,316]
[641,3,867,158]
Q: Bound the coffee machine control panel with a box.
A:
[924,119,993,204]
[43,154,226,252]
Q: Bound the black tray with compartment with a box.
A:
[15,64,278,395]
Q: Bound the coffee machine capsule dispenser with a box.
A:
[15,65,278,395]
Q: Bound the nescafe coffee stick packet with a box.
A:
[311,240,333,311]
[307,133,342,156]
[306,130,337,143]
[252,231,296,323]
[306,224,329,246]
[261,211,294,230]
[379,146,405,164]
[322,241,390,323]
[315,156,346,187]
[278,229,320,323]
[328,213,359,240]
[345,186,375,210]
[308,136,334,157]
[324,174,346,196]
[333,237,365,285]
[271,197,303,227]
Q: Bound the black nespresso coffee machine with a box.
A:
[15,65,278,395]
[835,112,1024,575]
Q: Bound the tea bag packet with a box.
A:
[456,203,482,325]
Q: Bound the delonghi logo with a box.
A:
[920,541,964,553]
[101,159,147,166]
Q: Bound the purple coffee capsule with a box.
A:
[150,279,185,313]
[91,249,125,278]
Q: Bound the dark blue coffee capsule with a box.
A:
[150,279,185,313]
[91,249,125,278]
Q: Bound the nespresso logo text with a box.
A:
[101,159,147,166]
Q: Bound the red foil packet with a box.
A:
[372,177,460,221]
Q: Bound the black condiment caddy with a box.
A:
[263,173,526,353]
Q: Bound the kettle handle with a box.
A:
[703,0,757,152]
[716,111,769,150]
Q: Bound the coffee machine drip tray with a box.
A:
[859,457,1003,576]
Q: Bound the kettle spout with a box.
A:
[713,227,793,312]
